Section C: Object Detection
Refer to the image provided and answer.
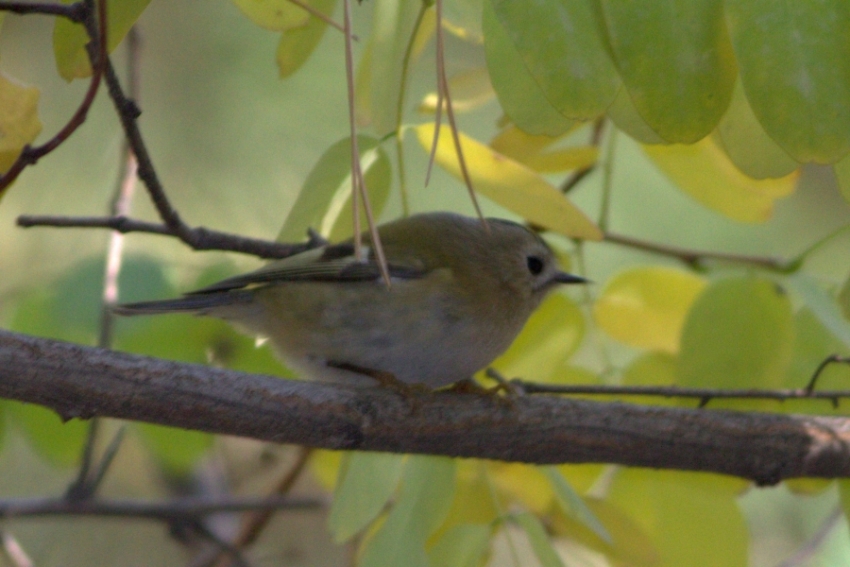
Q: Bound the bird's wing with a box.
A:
[188,243,427,295]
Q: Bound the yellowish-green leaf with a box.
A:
[359,456,456,567]
[594,267,707,354]
[414,123,602,240]
[232,0,309,31]
[428,524,491,567]
[644,136,798,223]
[490,0,619,120]
[607,86,666,144]
[608,469,748,567]
[726,0,850,163]
[600,0,736,143]
[276,0,336,78]
[329,452,405,543]
[482,0,574,136]
[677,277,794,390]
[439,462,500,532]
[514,511,565,567]
[834,154,850,207]
[542,466,612,544]
[550,495,660,567]
[310,450,343,490]
[277,135,391,242]
[715,79,799,179]
[491,293,584,381]
[489,462,553,514]
[840,273,850,321]
[53,0,152,81]
[419,67,494,114]
[0,72,42,174]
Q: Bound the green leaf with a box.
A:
[607,86,665,144]
[490,0,620,120]
[677,277,794,391]
[593,267,706,354]
[786,309,850,407]
[541,466,612,544]
[491,292,585,381]
[328,452,405,542]
[8,401,88,466]
[137,423,213,474]
[231,0,310,31]
[714,79,799,179]
[428,524,491,567]
[359,456,457,567]
[276,0,337,78]
[277,135,391,243]
[513,511,565,567]
[53,0,152,81]
[599,0,736,143]
[0,71,42,175]
[482,0,574,136]
[785,272,850,349]
[725,0,850,163]
[414,123,602,240]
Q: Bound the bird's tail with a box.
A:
[113,290,253,316]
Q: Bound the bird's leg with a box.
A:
[326,361,430,397]
[443,370,524,406]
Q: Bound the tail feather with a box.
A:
[114,290,253,316]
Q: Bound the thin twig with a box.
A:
[0,0,106,193]
[0,0,84,20]
[431,0,485,224]
[285,0,352,37]
[510,379,850,408]
[17,215,316,259]
[0,532,33,567]
[806,355,850,394]
[0,495,321,520]
[394,2,430,217]
[341,0,390,284]
[561,118,606,194]
[602,231,788,270]
[212,448,313,567]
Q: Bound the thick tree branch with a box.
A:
[2,329,850,486]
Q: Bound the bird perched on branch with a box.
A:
[115,212,586,388]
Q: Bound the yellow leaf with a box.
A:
[419,67,494,114]
[643,137,799,223]
[490,125,598,173]
[232,0,310,31]
[594,267,706,354]
[0,72,42,173]
[414,122,602,240]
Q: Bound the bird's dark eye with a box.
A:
[526,255,544,275]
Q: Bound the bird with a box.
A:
[115,211,586,388]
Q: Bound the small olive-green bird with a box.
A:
[115,212,586,388]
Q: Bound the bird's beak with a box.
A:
[552,271,590,285]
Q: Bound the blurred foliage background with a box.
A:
[2,0,850,566]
